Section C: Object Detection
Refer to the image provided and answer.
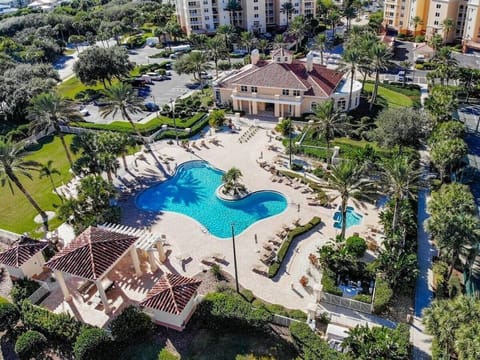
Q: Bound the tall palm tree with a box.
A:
[411,16,422,36]
[100,83,146,147]
[399,60,412,87]
[368,43,392,110]
[28,92,83,169]
[240,31,256,53]
[0,138,48,230]
[257,39,270,54]
[288,16,308,52]
[222,167,244,195]
[342,47,361,111]
[273,34,286,49]
[314,33,327,65]
[224,0,242,27]
[280,1,294,27]
[327,10,341,37]
[327,160,377,239]
[39,160,62,201]
[207,35,229,77]
[217,24,236,52]
[442,18,454,44]
[307,100,346,164]
[343,6,356,32]
[380,155,421,233]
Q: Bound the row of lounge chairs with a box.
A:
[238,126,258,143]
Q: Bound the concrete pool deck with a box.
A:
[115,120,383,312]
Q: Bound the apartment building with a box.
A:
[384,0,480,48]
[176,0,316,36]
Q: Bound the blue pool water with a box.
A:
[333,206,363,229]
[135,160,288,238]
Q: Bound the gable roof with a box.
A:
[45,226,137,280]
[139,273,201,315]
[218,60,344,96]
[0,238,47,268]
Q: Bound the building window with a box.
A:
[282,89,289,96]
[399,21,403,26]
[311,102,318,111]
[284,56,288,61]
[251,86,258,92]
[254,14,259,17]
[337,98,346,111]
[241,85,248,92]
[254,6,258,10]
[277,57,281,62]
[293,90,300,96]
[204,8,208,12]
[188,1,196,5]
[434,20,439,25]
[436,3,441,8]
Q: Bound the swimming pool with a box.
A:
[333,206,363,229]
[135,160,288,238]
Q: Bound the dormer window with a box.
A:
[282,89,289,96]
[293,90,300,96]
[277,57,281,62]
[241,85,248,92]
[251,86,258,93]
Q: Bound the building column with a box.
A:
[148,250,158,272]
[274,103,280,117]
[232,98,239,110]
[295,104,301,117]
[252,101,258,115]
[55,271,71,301]
[95,280,111,314]
[130,247,142,276]
[155,241,166,263]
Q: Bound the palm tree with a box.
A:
[308,100,346,164]
[100,83,146,147]
[257,39,270,54]
[343,6,357,32]
[207,35,229,77]
[280,1,294,27]
[399,60,412,87]
[442,18,454,44]
[39,160,62,201]
[411,16,422,36]
[368,43,392,110]
[0,138,48,230]
[174,51,212,81]
[314,33,327,65]
[327,10,341,37]
[327,160,377,239]
[217,24,236,52]
[240,31,256,53]
[288,17,308,52]
[342,47,361,111]
[224,0,242,27]
[273,34,286,49]
[28,92,83,169]
[428,34,443,54]
[222,167,244,195]
[380,155,421,233]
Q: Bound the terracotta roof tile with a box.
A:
[0,238,47,268]
[139,273,201,315]
[45,226,137,280]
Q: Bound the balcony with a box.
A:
[232,91,302,104]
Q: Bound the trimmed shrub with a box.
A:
[196,292,271,331]
[15,330,47,360]
[240,289,256,303]
[345,235,367,258]
[21,300,82,343]
[372,277,393,314]
[110,305,153,345]
[11,278,40,305]
[74,327,113,360]
[321,268,342,296]
[353,294,372,304]
[269,217,322,278]
[289,322,339,360]
[0,300,20,331]
[252,300,307,321]
[158,348,179,360]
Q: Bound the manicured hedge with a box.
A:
[110,305,153,345]
[345,235,367,258]
[21,300,82,343]
[155,113,209,141]
[372,277,393,314]
[11,278,40,305]
[252,299,307,321]
[353,294,372,304]
[321,268,343,296]
[158,348,179,360]
[289,322,340,360]
[74,327,113,360]
[0,300,20,331]
[196,292,271,331]
[15,330,47,360]
[268,217,322,278]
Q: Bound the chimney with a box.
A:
[306,51,314,72]
[251,49,260,65]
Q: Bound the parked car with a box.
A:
[144,102,160,112]
[80,109,90,116]
[146,72,164,81]
[93,99,110,107]
[396,70,412,82]
[200,71,213,79]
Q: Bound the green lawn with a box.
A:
[0,135,77,235]
[57,75,105,100]
[363,83,413,108]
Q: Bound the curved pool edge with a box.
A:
[133,159,290,239]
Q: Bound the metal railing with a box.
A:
[320,292,372,314]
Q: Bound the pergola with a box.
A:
[45,226,142,313]
[0,237,47,279]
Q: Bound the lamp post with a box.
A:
[231,223,240,293]
[170,97,179,145]
[288,119,293,169]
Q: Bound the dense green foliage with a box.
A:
[372,277,393,314]
[21,300,82,343]
[289,321,341,360]
[110,305,153,345]
[11,278,40,304]
[321,268,343,296]
[15,330,47,360]
[268,217,322,277]
[74,327,113,360]
[158,348,179,360]
[345,235,367,258]
[0,299,20,331]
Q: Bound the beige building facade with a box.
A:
[176,0,316,36]
[214,49,362,117]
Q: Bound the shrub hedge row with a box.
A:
[372,277,393,314]
[15,330,47,360]
[268,217,322,278]
[321,268,343,296]
[21,300,82,343]
[196,292,271,331]
[71,112,206,136]
[155,113,209,141]
[289,322,340,360]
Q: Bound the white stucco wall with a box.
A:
[144,295,199,330]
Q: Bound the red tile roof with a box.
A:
[218,60,344,96]
[45,227,137,280]
[0,238,47,268]
[139,273,201,315]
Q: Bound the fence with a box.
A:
[28,280,54,305]
[320,292,372,314]
[270,314,303,327]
